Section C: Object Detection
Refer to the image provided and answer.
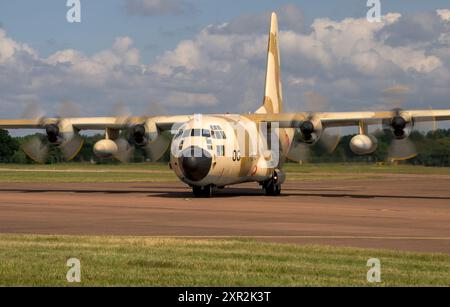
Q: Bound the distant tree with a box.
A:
[3,128,450,166]
[297,129,450,167]
[0,129,20,162]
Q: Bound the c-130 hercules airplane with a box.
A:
[1,13,450,197]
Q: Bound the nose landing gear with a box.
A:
[192,185,213,198]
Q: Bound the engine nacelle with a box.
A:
[294,118,323,145]
[383,111,414,140]
[45,119,76,144]
[131,118,160,146]
[350,134,378,155]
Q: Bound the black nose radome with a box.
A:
[180,146,212,182]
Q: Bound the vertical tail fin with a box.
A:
[256,12,283,114]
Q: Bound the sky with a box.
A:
[0,0,450,123]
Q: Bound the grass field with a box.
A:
[1,163,449,287]
[0,234,449,287]
[0,162,449,183]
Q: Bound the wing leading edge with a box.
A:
[0,115,193,131]
[1,110,450,131]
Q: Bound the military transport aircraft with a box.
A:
[1,13,450,197]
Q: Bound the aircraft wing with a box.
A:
[319,110,450,128]
[0,115,193,163]
[0,115,192,131]
[247,110,450,128]
[1,110,449,131]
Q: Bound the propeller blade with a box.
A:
[59,135,84,161]
[21,136,49,164]
[318,129,341,154]
[57,101,81,118]
[144,133,171,162]
[388,138,418,161]
[113,138,135,163]
[414,106,438,134]
[21,102,46,120]
[143,101,167,117]
[382,85,409,109]
[287,142,311,163]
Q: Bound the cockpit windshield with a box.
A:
[191,129,201,137]
[178,129,213,138]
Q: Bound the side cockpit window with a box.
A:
[216,145,225,156]
[175,129,183,139]
[210,125,226,140]
[206,138,213,150]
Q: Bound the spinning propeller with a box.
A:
[110,101,172,163]
[20,101,84,163]
[378,87,437,161]
[286,91,341,163]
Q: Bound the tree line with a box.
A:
[0,128,449,166]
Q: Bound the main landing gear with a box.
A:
[262,171,282,196]
[192,185,213,198]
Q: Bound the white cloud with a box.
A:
[151,40,202,75]
[163,92,219,107]
[1,7,450,120]
[0,29,36,64]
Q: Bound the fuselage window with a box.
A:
[217,145,225,156]
[206,138,213,150]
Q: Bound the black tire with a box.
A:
[264,181,281,196]
[192,185,212,198]
[193,186,203,198]
[274,184,281,196]
[203,185,212,198]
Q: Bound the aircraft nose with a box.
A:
[179,146,212,182]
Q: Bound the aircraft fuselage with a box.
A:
[169,114,292,189]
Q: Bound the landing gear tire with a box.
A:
[264,182,281,196]
[263,171,282,196]
[193,185,212,198]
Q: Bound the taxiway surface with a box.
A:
[1,175,449,253]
